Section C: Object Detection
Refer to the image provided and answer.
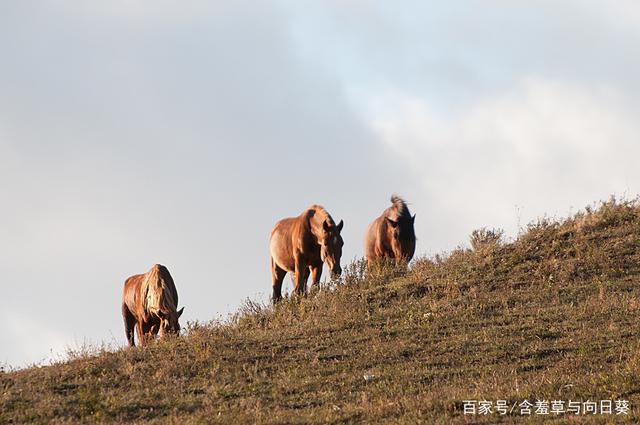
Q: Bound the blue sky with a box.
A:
[2,0,640,367]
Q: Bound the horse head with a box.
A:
[158,306,184,338]
[321,219,344,278]
[385,213,416,262]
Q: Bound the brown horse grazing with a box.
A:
[121,264,184,347]
[364,195,416,265]
[269,205,344,303]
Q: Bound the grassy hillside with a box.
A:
[3,198,640,424]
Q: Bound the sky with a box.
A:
[1,0,639,368]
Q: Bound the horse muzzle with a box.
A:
[331,266,342,278]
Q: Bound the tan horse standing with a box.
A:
[121,264,184,347]
[364,195,416,264]
[269,205,344,303]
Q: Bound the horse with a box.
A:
[269,205,344,303]
[121,264,184,347]
[364,195,416,265]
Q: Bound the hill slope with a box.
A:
[3,198,640,424]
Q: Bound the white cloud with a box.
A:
[0,311,74,367]
[0,0,384,368]
[45,0,242,21]
[360,78,640,252]
[581,0,640,30]
[3,0,640,368]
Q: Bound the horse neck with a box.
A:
[386,204,411,223]
[306,210,325,245]
[143,268,176,315]
[384,206,399,222]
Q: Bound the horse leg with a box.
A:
[271,256,286,304]
[293,255,307,297]
[122,303,136,347]
[141,321,157,345]
[136,321,146,346]
[149,323,159,341]
[310,265,322,291]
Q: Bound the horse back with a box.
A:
[122,274,145,319]
[364,214,389,259]
[270,213,316,271]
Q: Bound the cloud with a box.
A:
[0,0,388,367]
[362,78,640,251]
[0,311,74,368]
[3,0,640,367]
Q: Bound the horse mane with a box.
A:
[306,204,336,227]
[389,194,412,220]
[142,264,177,316]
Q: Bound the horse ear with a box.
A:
[177,307,184,318]
[337,219,344,232]
[386,217,398,228]
[323,220,330,233]
[411,214,416,224]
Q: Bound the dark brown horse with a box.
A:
[269,205,344,303]
[121,264,184,347]
[364,195,416,264]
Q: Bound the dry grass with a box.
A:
[3,197,640,423]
